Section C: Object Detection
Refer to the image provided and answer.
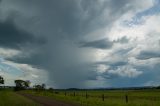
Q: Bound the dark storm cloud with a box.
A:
[80,39,113,49]
[0,19,46,49]
[80,36,129,49]
[0,0,152,88]
[136,51,160,60]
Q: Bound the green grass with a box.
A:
[0,89,40,106]
[23,89,160,106]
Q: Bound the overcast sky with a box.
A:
[0,0,160,88]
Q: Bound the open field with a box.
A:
[0,89,40,106]
[0,89,160,106]
[22,89,160,106]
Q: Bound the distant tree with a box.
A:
[0,76,4,85]
[48,87,54,91]
[33,83,46,91]
[33,84,42,91]
[14,80,30,91]
[157,86,160,89]
[25,80,31,88]
[42,83,46,89]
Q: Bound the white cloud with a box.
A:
[108,13,160,41]
[144,80,160,86]
[106,13,160,63]
[108,65,143,78]
[81,1,159,87]
[131,0,154,12]
[97,64,109,73]
[0,47,35,61]
[128,57,160,68]
[0,48,21,58]
[0,60,48,86]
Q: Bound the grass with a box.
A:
[23,89,160,106]
[0,89,40,106]
[1,88,158,106]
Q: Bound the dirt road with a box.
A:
[18,93,79,106]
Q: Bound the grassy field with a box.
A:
[0,89,40,106]
[1,89,159,106]
[23,89,160,106]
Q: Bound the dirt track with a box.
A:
[18,93,78,106]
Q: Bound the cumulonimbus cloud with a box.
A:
[0,0,159,88]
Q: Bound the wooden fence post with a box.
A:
[65,91,66,96]
[74,92,75,96]
[125,95,128,103]
[102,94,104,101]
[86,92,88,99]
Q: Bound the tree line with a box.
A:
[0,76,47,91]
[1,75,160,90]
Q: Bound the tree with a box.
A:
[0,76,4,85]
[157,86,160,89]
[33,84,42,90]
[42,83,46,89]
[33,83,46,91]
[14,80,30,91]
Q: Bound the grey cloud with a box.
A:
[136,51,160,60]
[0,0,153,88]
[80,37,129,49]
[91,61,128,80]
[97,61,128,67]
[0,19,46,49]
[114,36,129,44]
[105,66,143,78]
[80,39,113,49]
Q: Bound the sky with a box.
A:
[0,0,160,89]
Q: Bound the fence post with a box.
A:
[65,91,66,96]
[86,92,88,99]
[74,92,75,96]
[102,94,104,101]
[125,95,128,103]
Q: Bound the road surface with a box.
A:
[18,92,79,106]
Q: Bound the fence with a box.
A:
[54,91,130,103]
[32,89,160,106]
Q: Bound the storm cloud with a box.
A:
[136,51,160,60]
[0,20,45,49]
[80,39,113,49]
[0,0,159,88]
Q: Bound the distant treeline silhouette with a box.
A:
[0,76,160,90]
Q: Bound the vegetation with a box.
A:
[0,76,4,85]
[23,89,160,106]
[33,83,46,91]
[0,76,160,106]
[0,89,39,106]
[14,80,31,91]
